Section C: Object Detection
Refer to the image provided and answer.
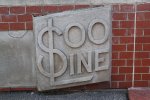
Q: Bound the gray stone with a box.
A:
[0,31,36,88]
[33,6,112,91]
[0,0,148,6]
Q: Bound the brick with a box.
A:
[120,21,134,28]
[112,52,119,59]
[0,88,10,92]
[0,7,9,14]
[135,74,141,80]
[144,12,150,20]
[112,75,125,81]
[112,37,120,44]
[84,82,110,90]
[127,59,142,66]
[137,12,145,20]
[127,29,134,36]
[112,13,128,20]
[143,44,150,51]
[2,15,17,22]
[136,21,150,28]
[112,44,126,51]
[144,29,150,36]
[142,74,150,80]
[0,16,1,22]
[127,44,142,51]
[120,4,134,12]
[119,82,132,88]
[135,52,149,59]
[120,52,133,59]
[75,5,90,9]
[10,6,25,14]
[58,5,74,11]
[10,23,25,30]
[111,67,118,74]
[126,74,141,81]
[137,3,150,11]
[42,6,58,13]
[112,29,128,36]
[0,23,9,31]
[128,29,143,37]
[120,37,134,44]
[134,81,148,87]
[112,5,120,12]
[18,14,32,22]
[111,82,118,88]
[127,60,133,66]
[26,22,33,30]
[136,37,150,43]
[112,60,126,66]
[142,59,150,66]
[128,13,134,20]
[136,29,143,36]
[112,21,120,28]
[26,6,41,13]
[135,67,149,73]
[119,67,133,73]
[126,74,132,81]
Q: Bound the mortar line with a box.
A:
[132,2,137,87]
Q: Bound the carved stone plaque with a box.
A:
[33,6,112,91]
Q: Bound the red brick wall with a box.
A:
[112,3,150,88]
[0,3,150,91]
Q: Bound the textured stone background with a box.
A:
[0,0,149,5]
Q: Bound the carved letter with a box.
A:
[88,19,109,44]
[69,54,75,75]
[95,48,109,71]
[77,51,92,74]
[37,19,67,86]
[64,23,85,48]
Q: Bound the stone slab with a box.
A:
[128,87,150,100]
[0,0,148,6]
[33,6,112,91]
[0,31,36,88]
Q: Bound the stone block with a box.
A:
[0,31,36,88]
[33,6,112,91]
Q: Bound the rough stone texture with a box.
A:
[0,0,149,6]
[128,87,150,100]
[0,90,128,100]
[33,6,112,91]
[0,31,36,88]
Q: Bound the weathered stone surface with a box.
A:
[0,0,147,6]
[0,31,36,88]
[33,6,112,91]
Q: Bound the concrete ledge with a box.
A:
[0,89,128,100]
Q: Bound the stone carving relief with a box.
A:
[34,6,112,91]
[8,31,28,38]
